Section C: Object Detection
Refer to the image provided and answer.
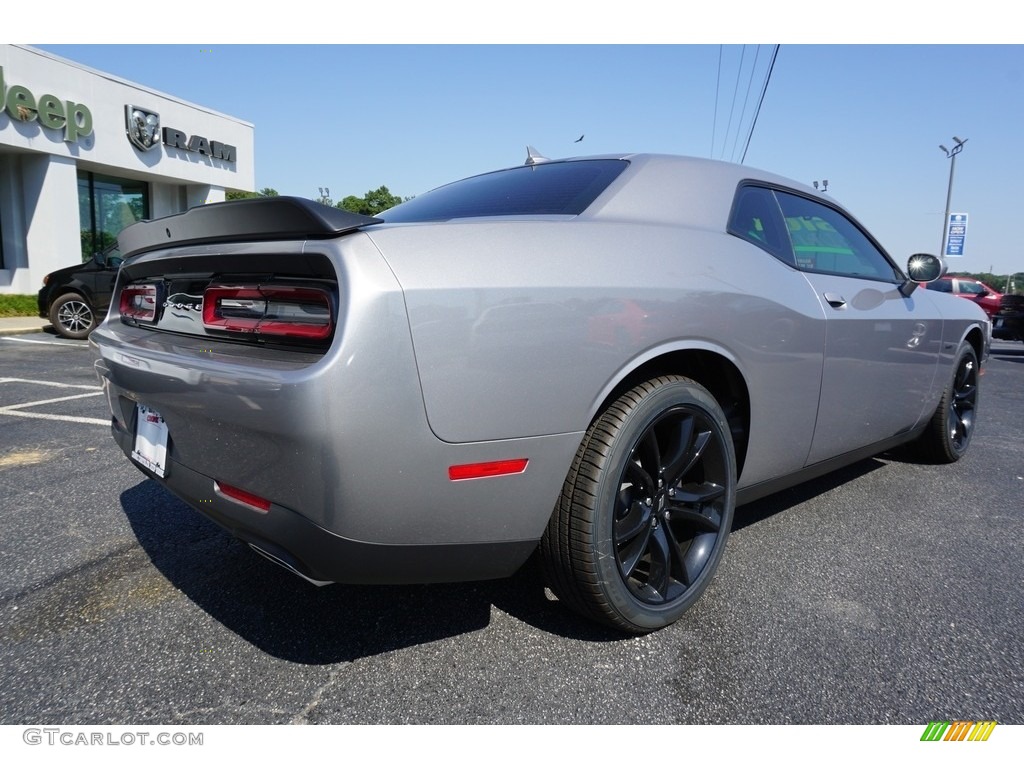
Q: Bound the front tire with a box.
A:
[915,342,980,463]
[541,376,737,633]
[48,293,96,339]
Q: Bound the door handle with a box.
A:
[824,292,847,309]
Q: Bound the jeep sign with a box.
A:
[0,66,93,143]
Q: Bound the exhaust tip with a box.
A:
[247,543,333,587]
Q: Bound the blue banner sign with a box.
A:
[945,213,968,257]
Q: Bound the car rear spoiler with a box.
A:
[117,197,383,259]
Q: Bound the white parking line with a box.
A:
[0,409,109,426]
[1,336,85,347]
[0,377,108,426]
[0,377,102,390]
[2,391,104,409]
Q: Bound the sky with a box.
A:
[29,36,1024,277]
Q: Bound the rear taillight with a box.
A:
[203,285,333,340]
[120,284,159,322]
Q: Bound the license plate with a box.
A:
[994,318,1004,328]
[132,404,169,478]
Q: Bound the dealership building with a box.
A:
[0,44,255,295]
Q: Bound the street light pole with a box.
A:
[938,137,967,256]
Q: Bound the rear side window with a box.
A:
[378,160,629,222]
[727,185,792,264]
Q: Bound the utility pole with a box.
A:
[938,137,967,256]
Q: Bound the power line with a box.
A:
[720,44,748,162]
[711,46,723,158]
[729,44,763,163]
[740,44,780,165]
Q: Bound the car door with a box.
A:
[770,190,942,465]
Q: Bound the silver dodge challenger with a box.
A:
[91,153,988,633]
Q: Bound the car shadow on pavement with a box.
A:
[121,462,897,658]
[991,345,1024,364]
[120,481,620,662]
[121,463,894,656]
[731,457,886,531]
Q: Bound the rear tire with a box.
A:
[541,376,736,633]
[48,293,96,340]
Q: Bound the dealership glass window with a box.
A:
[78,171,149,262]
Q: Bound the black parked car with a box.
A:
[38,243,122,339]
[993,294,1024,342]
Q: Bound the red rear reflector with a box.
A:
[448,458,529,481]
[215,481,272,513]
[120,284,158,322]
[203,284,333,339]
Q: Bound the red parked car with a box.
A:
[922,276,1002,319]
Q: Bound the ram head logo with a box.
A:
[125,105,160,152]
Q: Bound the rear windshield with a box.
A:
[378,159,628,223]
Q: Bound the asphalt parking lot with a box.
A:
[1,331,1022,725]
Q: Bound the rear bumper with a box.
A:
[992,315,1024,341]
[109,417,538,584]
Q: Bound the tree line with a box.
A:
[949,272,1024,295]
[226,185,405,217]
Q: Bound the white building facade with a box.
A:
[0,45,255,294]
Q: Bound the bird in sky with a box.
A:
[574,134,584,143]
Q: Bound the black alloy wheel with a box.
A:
[946,345,979,455]
[916,342,980,463]
[542,375,737,633]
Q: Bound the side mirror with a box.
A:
[906,253,946,283]
[92,251,106,267]
[899,253,946,297]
